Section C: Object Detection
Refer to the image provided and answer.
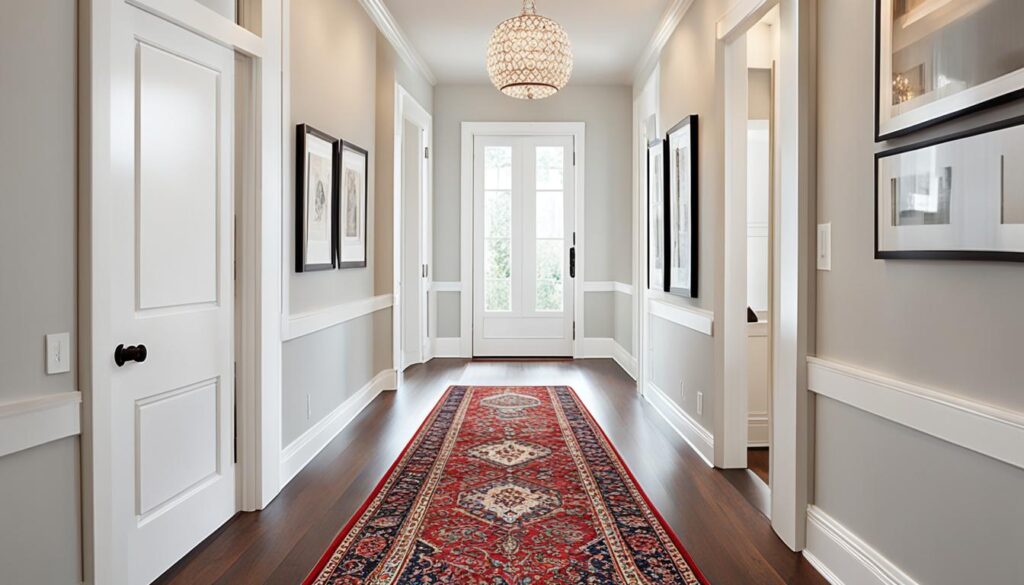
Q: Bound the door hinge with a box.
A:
[422,264,429,278]
[425,146,430,159]
[573,151,576,166]
[573,322,576,340]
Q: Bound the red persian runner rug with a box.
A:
[304,386,709,585]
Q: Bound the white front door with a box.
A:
[473,136,576,356]
[102,7,237,583]
[401,118,429,369]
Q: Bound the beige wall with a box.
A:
[0,1,82,582]
[650,0,729,428]
[815,2,1024,583]
[283,0,432,446]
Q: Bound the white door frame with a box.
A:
[717,0,816,551]
[393,84,433,384]
[80,0,284,581]
[460,122,586,359]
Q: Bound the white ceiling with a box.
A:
[382,0,672,84]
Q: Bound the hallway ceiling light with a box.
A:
[487,0,574,100]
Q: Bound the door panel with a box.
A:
[473,136,575,356]
[137,43,220,311]
[107,7,237,584]
[401,120,424,369]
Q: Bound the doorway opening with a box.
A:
[394,86,433,378]
[461,123,586,359]
[744,6,780,490]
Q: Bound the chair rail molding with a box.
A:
[583,281,634,295]
[283,294,394,341]
[647,292,715,336]
[807,357,1024,471]
[0,392,82,459]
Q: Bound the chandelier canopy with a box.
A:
[486,0,574,100]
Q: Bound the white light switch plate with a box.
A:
[46,333,71,375]
[817,223,832,271]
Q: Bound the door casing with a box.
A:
[393,85,433,385]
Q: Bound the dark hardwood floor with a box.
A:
[748,447,771,486]
[155,359,826,584]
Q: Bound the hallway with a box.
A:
[156,360,826,584]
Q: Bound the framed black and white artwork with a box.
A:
[338,141,369,269]
[875,0,1024,141]
[647,138,666,290]
[296,124,337,272]
[665,115,699,298]
[875,115,1024,262]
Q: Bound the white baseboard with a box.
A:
[644,382,714,466]
[0,392,81,459]
[433,337,467,358]
[805,505,921,585]
[279,369,396,487]
[748,414,769,447]
[582,338,637,380]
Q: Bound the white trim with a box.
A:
[283,295,394,341]
[279,369,397,487]
[460,122,587,359]
[126,0,265,57]
[356,0,436,85]
[634,0,697,85]
[0,392,82,459]
[432,337,465,358]
[716,0,777,42]
[644,383,715,467]
[581,338,638,380]
[647,294,715,336]
[583,281,634,295]
[748,414,770,447]
[808,357,1024,470]
[394,85,434,384]
[805,505,921,585]
[431,281,463,293]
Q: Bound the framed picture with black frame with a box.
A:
[647,138,666,290]
[665,115,699,298]
[874,0,1024,141]
[296,124,338,272]
[338,140,369,269]
[875,114,1024,262]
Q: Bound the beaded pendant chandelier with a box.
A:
[486,0,574,100]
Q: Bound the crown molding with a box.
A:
[357,0,437,86]
[633,0,696,85]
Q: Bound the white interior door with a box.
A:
[473,136,575,356]
[401,119,428,369]
[104,7,237,583]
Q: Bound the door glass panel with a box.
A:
[481,182,509,311]
[536,146,564,190]
[485,146,513,190]
[536,190,563,239]
[536,239,563,312]
[485,191,512,237]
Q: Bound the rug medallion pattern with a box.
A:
[305,386,708,585]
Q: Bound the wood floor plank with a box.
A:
[155,359,826,585]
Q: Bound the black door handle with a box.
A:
[569,247,576,278]
[115,344,148,367]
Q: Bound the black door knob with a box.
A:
[115,344,148,367]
